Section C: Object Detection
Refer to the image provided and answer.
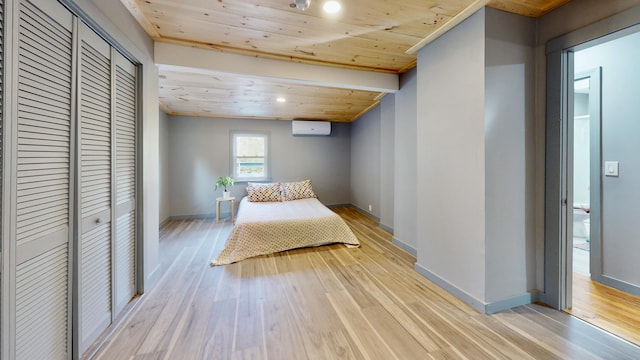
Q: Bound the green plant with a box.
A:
[215,176,235,192]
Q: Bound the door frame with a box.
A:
[544,7,640,309]
[574,68,603,283]
[561,67,602,310]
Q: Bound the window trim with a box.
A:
[230,131,270,182]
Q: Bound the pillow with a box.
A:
[246,182,282,202]
[281,179,317,201]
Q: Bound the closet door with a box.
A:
[77,21,112,354]
[14,0,74,358]
[113,52,137,314]
[0,2,4,356]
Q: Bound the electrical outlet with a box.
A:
[368,204,372,211]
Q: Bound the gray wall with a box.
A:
[167,116,351,217]
[379,95,395,230]
[484,8,536,303]
[575,31,640,287]
[349,93,397,229]
[350,107,381,217]
[159,109,171,224]
[416,9,487,302]
[413,8,537,310]
[393,69,418,253]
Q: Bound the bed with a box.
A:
[211,195,359,266]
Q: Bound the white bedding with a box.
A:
[211,197,359,265]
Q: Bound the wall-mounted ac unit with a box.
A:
[292,120,331,136]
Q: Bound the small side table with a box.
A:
[216,196,236,224]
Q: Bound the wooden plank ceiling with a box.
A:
[159,66,382,122]
[122,0,571,122]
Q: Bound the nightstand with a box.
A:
[216,196,236,224]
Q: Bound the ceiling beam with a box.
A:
[155,42,399,93]
[405,0,490,54]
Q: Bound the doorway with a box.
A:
[546,21,640,345]
[562,66,602,315]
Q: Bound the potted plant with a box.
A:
[215,176,235,198]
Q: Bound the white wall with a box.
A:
[167,116,351,217]
[350,107,381,217]
[484,8,536,303]
[82,0,160,288]
[573,93,590,208]
[575,32,640,287]
[159,109,171,224]
[393,69,418,253]
[416,9,487,303]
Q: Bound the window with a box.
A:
[232,132,269,181]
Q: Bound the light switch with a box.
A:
[605,161,619,177]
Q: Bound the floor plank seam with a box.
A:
[161,222,223,360]
[89,210,640,360]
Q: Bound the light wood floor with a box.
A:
[568,272,640,346]
[91,207,640,359]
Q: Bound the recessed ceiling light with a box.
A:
[323,1,341,14]
[276,97,287,103]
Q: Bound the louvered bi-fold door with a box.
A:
[14,0,73,359]
[0,2,4,355]
[77,21,113,354]
[113,52,137,315]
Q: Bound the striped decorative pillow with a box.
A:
[246,182,282,202]
[281,179,317,201]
